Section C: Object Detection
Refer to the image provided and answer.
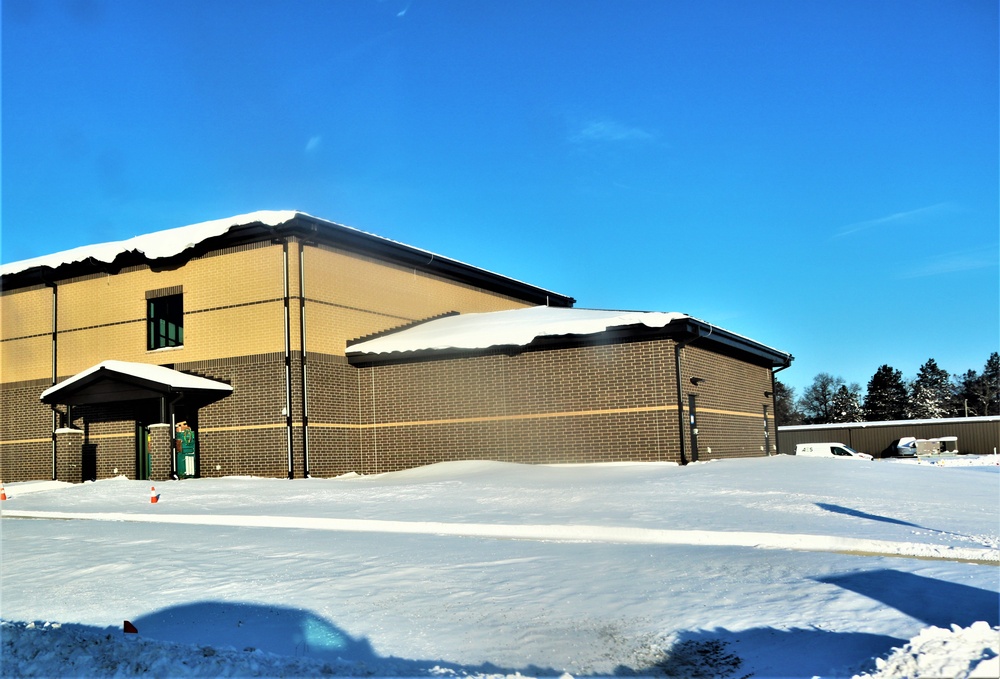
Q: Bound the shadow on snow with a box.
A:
[815,502,924,529]
[131,601,376,662]
[124,601,913,678]
[626,626,905,679]
[816,568,1000,628]
[36,574,994,678]
[815,502,984,543]
[129,600,561,676]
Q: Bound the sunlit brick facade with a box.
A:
[1,212,790,482]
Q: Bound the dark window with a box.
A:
[148,294,184,350]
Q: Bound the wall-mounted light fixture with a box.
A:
[764,391,773,398]
[690,377,706,386]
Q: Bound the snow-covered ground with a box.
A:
[2,455,998,678]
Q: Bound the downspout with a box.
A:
[167,392,183,479]
[673,327,702,466]
[298,242,310,477]
[771,361,792,454]
[282,240,294,479]
[47,281,58,480]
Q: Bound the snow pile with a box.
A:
[854,622,999,679]
[4,620,997,678]
[887,455,1000,467]
[1,620,387,678]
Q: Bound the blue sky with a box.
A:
[2,0,997,397]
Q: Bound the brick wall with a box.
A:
[678,344,776,460]
[2,338,777,481]
[54,429,84,483]
[0,379,55,481]
[70,403,140,480]
[335,338,777,473]
[345,340,686,472]
[1,235,533,481]
[303,244,531,357]
[176,353,290,478]
[302,354,362,477]
[2,230,779,482]
[0,285,52,384]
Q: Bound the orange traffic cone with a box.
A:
[149,486,158,504]
[0,483,6,501]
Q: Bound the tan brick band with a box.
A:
[698,407,774,419]
[199,423,293,433]
[195,404,764,435]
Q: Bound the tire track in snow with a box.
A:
[3,510,997,564]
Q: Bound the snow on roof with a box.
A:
[346,306,690,356]
[1,210,573,303]
[778,415,1000,431]
[1,210,299,277]
[40,360,233,401]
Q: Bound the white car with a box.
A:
[895,437,918,456]
[794,442,874,460]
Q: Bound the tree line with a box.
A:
[775,352,999,426]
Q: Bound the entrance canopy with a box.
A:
[41,360,232,407]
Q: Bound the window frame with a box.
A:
[146,290,184,351]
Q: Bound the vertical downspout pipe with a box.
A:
[48,281,58,480]
[673,328,701,466]
[282,240,294,479]
[298,242,310,477]
[168,392,183,479]
[771,362,792,454]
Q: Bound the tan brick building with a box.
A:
[1,211,792,482]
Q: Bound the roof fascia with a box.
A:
[41,367,173,405]
[348,318,793,369]
[2,214,576,308]
[41,365,232,406]
[682,319,793,369]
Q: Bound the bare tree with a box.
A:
[797,373,847,424]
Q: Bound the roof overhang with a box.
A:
[41,360,233,408]
[2,211,575,308]
[675,318,794,370]
[346,307,793,370]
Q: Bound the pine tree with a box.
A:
[981,352,1000,416]
[830,384,863,423]
[774,379,804,426]
[863,364,909,421]
[952,369,982,416]
[909,358,953,419]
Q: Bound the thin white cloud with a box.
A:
[570,119,655,144]
[895,245,999,279]
[835,202,953,238]
[305,136,322,154]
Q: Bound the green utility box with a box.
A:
[177,428,196,478]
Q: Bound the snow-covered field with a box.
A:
[2,455,998,678]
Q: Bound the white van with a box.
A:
[794,442,873,461]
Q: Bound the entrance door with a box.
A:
[762,404,771,455]
[688,394,699,462]
[136,422,151,481]
[174,408,198,479]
